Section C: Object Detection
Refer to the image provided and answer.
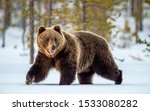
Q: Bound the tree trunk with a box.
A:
[4,0,11,27]
[37,0,41,14]
[134,0,143,42]
[2,0,11,47]
[29,0,34,64]
[2,29,5,48]
[131,0,134,16]
[48,0,53,27]
[139,0,143,31]
[134,0,143,32]
[44,0,48,26]
[22,1,27,50]
[22,19,26,50]
[82,0,86,30]
[36,0,41,24]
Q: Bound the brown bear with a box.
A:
[26,25,122,85]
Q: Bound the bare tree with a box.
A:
[29,0,34,64]
[82,0,86,30]
[2,0,11,47]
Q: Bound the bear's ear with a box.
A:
[38,26,46,35]
[53,25,61,34]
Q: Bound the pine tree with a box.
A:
[73,0,122,41]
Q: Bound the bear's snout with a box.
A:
[50,45,56,54]
[52,45,56,51]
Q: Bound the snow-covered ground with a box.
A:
[0,26,150,94]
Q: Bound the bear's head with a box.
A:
[37,25,66,58]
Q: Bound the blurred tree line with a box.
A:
[132,0,150,49]
[0,0,149,63]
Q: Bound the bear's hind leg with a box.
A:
[77,67,95,84]
[115,70,122,84]
[92,57,122,85]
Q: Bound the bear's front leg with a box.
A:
[59,69,76,85]
[26,52,53,85]
[58,58,77,85]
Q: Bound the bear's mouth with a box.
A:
[49,50,55,54]
[49,45,56,55]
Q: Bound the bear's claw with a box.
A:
[25,75,35,85]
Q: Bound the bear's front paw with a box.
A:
[26,74,35,85]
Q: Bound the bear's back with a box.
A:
[74,31,107,46]
[73,31,108,73]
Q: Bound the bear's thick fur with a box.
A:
[26,25,122,85]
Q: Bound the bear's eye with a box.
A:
[46,38,49,42]
[54,38,57,42]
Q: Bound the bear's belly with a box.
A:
[54,56,94,74]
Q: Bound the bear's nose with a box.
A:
[51,45,56,51]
